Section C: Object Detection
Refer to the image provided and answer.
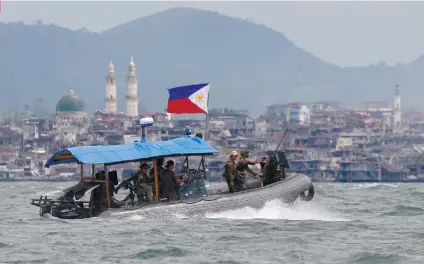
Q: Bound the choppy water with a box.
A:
[0,182,423,264]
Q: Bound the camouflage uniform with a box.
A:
[258,157,269,186]
[224,159,238,193]
[237,149,259,177]
[259,157,268,172]
[134,170,153,202]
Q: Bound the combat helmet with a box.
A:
[240,148,250,157]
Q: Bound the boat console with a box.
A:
[179,168,208,201]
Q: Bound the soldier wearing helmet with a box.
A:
[223,150,240,193]
[237,148,260,177]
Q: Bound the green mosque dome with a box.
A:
[56,89,86,112]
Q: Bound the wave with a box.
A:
[205,199,349,222]
[349,183,399,189]
[409,190,424,200]
[381,205,424,216]
[127,215,145,220]
[343,252,424,264]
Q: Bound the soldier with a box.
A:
[160,160,178,201]
[237,149,260,177]
[134,163,153,203]
[223,150,239,193]
[259,157,268,172]
[258,157,269,186]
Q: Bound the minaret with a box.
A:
[105,60,117,113]
[393,84,401,128]
[126,56,138,117]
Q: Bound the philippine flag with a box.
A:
[167,83,210,114]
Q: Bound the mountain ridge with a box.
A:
[0,7,423,115]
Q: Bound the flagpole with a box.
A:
[204,83,210,141]
[204,114,209,141]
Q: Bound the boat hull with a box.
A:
[105,173,313,219]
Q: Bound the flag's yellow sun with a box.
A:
[195,93,204,102]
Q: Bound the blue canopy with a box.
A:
[44,136,218,168]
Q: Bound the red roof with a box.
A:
[142,111,166,117]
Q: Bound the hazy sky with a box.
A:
[1,1,423,67]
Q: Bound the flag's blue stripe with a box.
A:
[168,83,209,100]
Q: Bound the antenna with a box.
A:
[139,117,154,143]
[295,63,303,102]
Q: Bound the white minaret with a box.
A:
[105,60,117,113]
[126,56,138,117]
[393,84,401,128]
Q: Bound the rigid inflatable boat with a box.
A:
[30,119,314,219]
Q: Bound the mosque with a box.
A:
[55,88,87,143]
[55,57,139,143]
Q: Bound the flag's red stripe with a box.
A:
[167,98,206,114]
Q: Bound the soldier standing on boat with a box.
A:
[224,151,239,193]
[237,149,261,177]
[259,157,268,173]
[258,157,269,185]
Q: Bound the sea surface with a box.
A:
[0,182,423,264]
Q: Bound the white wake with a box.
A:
[349,183,399,189]
[205,199,349,222]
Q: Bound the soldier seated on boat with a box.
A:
[224,150,243,193]
[237,149,261,177]
[135,163,153,203]
[160,160,178,201]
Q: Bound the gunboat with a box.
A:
[31,118,314,219]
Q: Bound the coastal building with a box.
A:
[289,104,310,125]
[105,60,117,113]
[208,108,254,137]
[309,101,340,112]
[265,103,310,125]
[359,85,402,130]
[365,108,393,127]
[55,88,87,144]
[254,117,268,137]
[265,104,287,118]
[126,57,138,118]
[0,126,23,155]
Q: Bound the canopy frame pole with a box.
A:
[182,156,189,173]
[80,164,84,182]
[197,156,203,173]
[89,164,95,216]
[153,159,159,201]
[201,156,206,179]
[104,165,111,209]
